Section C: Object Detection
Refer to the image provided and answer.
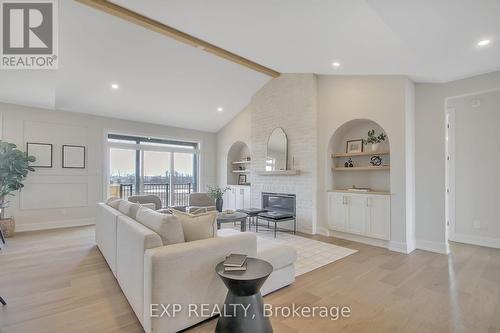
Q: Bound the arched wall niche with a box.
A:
[327,119,391,192]
[226,141,251,185]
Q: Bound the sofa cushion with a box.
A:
[172,210,217,242]
[257,238,297,270]
[141,203,156,211]
[107,198,122,210]
[118,200,140,218]
[218,229,297,270]
[135,207,185,245]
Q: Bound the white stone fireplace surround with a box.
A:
[249,75,317,234]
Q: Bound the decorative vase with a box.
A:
[371,143,380,152]
[216,198,223,212]
[0,217,15,238]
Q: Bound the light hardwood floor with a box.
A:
[0,226,499,333]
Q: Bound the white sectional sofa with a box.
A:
[95,202,297,333]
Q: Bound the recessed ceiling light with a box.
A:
[217,107,223,112]
[332,62,341,68]
[111,83,119,90]
[477,39,491,47]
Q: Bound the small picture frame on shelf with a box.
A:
[238,174,247,185]
[346,139,363,154]
[62,145,86,169]
[26,142,53,168]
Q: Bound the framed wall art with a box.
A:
[62,145,86,169]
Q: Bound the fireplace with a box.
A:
[261,192,296,216]
[259,192,297,237]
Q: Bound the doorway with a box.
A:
[445,89,500,248]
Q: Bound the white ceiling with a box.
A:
[114,0,500,82]
[0,0,270,132]
[1,0,499,132]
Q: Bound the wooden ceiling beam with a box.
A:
[75,0,281,78]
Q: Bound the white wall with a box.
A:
[0,102,216,231]
[415,71,500,253]
[217,74,318,234]
[250,74,318,234]
[446,90,500,248]
[217,106,252,186]
[217,74,416,250]
[316,75,415,253]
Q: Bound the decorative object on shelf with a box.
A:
[207,185,230,212]
[370,155,382,167]
[347,186,371,192]
[346,139,363,154]
[62,145,86,168]
[245,156,251,161]
[363,129,387,152]
[347,157,354,167]
[238,174,247,185]
[26,142,52,168]
[0,141,36,237]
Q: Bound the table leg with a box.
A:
[241,218,246,232]
[256,217,259,233]
[0,228,5,244]
[217,221,221,230]
[215,291,272,333]
[274,222,277,238]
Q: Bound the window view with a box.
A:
[107,134,198,207]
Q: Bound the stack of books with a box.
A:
[224,254,247,272]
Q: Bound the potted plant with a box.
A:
[207,185,230,212]
[363,130,387,152]
[0,141,36,237]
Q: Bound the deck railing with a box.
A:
[117,183,192,208]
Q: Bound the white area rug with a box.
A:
[221,226,357,276]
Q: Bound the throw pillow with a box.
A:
[117,200,141,218]
[172,210,217,242]
[135,207,185,245]
[107,198,122,210]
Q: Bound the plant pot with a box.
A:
[215,198,223,212]
[0,217,15,238]
[371,143,380,152]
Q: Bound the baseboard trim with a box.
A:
[388,241,415,254]
[15,218,96,232]
[328,230,412,254]
[450,234,500,249]
[415,239,450,254]
[315,227,330,236]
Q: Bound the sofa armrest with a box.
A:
[143,233,257,333]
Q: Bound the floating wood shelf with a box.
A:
[231,161,251,165]
[332,166,390,171]
[332,150,390,158]
[256,170,299,176]
[327,189,391,196]
[232,170,250,173]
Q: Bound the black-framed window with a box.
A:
[107,134,199,207]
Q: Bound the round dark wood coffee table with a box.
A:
[215,258,273,333]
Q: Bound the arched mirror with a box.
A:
[266,128,287,171]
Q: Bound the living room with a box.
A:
[1,1,500,332]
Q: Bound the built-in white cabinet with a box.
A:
[327,191,390,240]
[224,186,251,210]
